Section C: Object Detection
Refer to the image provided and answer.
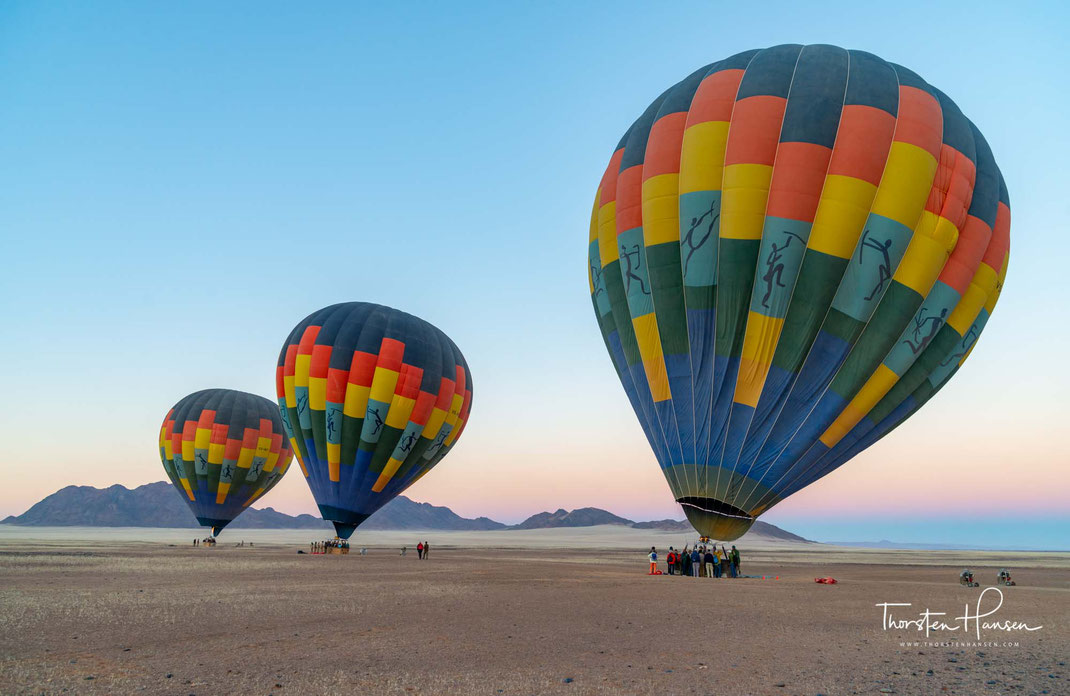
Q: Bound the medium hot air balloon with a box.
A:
[277,302,473,539]
[159,389,294,536]
[588,45,1010,540]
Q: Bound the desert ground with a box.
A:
[0,528,1065,696]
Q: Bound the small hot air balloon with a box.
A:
[588,45,1010,540]
[277,302,473,539]
[159,389,294,536]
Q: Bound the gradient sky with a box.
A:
[1,1,1067,547]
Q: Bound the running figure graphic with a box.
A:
[760,230,806,308]
[939,325,979,367]
[859,229,895,302]
[903,307,949,354]
[590,260,605,298]
[399,430,417,453]
[296,393,309,415]
[326,409,337,438]
[221,464,232,480]
[682,200,719,278]
[369,408,384,436]
[619,243,650,295]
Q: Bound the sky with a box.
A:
[1,1,1067,548]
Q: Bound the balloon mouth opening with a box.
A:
[196,517,231,537]
[332,522,357,540]
[317,505,371,540]
[677,498,754,542]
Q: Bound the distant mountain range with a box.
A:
[1,482,808,540]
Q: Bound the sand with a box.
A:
[0,529,1066,695]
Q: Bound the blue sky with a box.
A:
[1,1,1067,546]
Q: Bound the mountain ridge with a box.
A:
[2,482,809,541]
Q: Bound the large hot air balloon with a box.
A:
[159,389,294,536]
[277,302,473,539]
[588,45,1010,540]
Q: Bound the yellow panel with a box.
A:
[343,384,370,418]
[422,407,447,438]
[215,482,230,505]
[290,438,308,476]
[679,121,730,194]
[588,188,600,244]
[164,441,174,459]
[326,442,340,467]
[264,451,280,471]
[642,173,681,246]
[242,488,264,507]
[808,175,877,259]
[180,478,195,501]
[869,142,938,228]
[236,447,253,469]
[255,436,271,458]
[597,201,619,266]
[207,443,225,465]
[985,255,1009,314]
[371,457,405,493]
[369,367,400,404]
[820,364,899,447]
[588,191,600,294]
[309,376,327,410]
[892,227,955,297]
[294,354,312,388]
[283,375,296,409]
[631,313,671,401]
[181,440,194,461]
[385,395,416,429]
[947,265,996,335]
[720,163,773,240]
[194,427,211,450]
[734,312,785,408]
[158,426,166,448]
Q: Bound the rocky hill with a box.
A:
[0,482,503,531]
[2,482,808,541]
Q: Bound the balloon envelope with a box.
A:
[277,302,473,539]
[588,44,1010,540]
[159,389,294,536]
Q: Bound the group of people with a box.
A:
[311,539,350,554]
[648,544,741,578]
[193,537,216,547]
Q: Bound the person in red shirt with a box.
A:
[417,542,424,560]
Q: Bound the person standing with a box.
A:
[417,542,424,559]
[647,547,658,575]
[690,547,701,577]
[703,548,715,578]
[423,541,430,559]
[730,545,740,576]
[666,547,676,575]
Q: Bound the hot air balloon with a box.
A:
[159,389,294,536]
[277,302,473,539]
[588,45,1010,540]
